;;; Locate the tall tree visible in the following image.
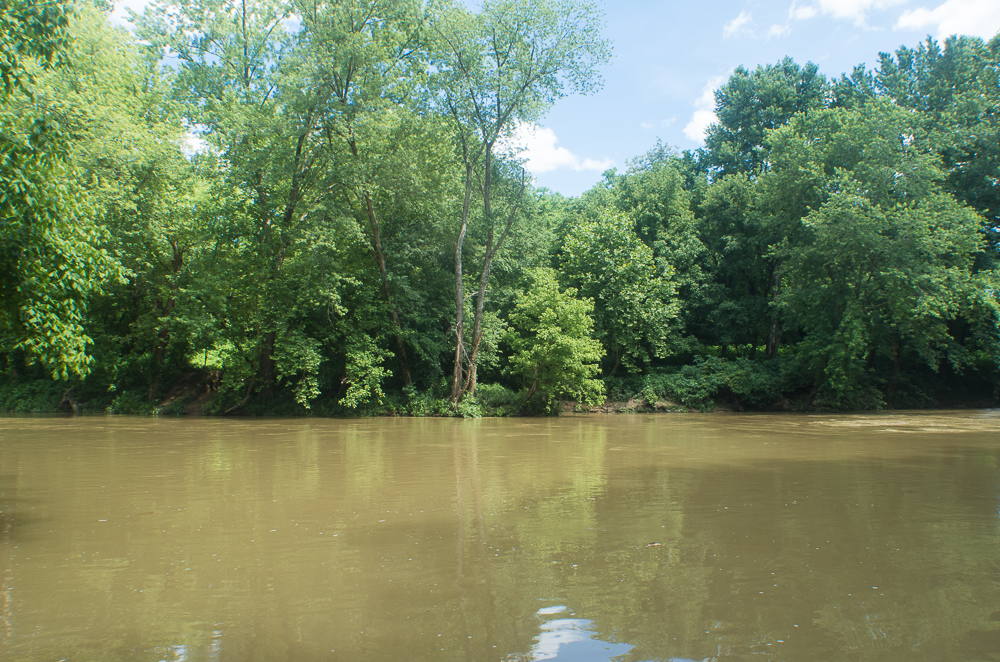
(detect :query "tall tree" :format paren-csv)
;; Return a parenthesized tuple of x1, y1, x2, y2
(136, 0, 351, 406)
(561, 211, 679, 376)
(297, 0, 456, 388)
(703, 57, 828, 177)
(1, 0, 122, 380)
(767, 102, 996, 407)
(430, 0, 610, 402)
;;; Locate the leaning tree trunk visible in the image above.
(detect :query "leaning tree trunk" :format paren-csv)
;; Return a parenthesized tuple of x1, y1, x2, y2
(460, 165, 527, 398)
(451, 163, 474, 402)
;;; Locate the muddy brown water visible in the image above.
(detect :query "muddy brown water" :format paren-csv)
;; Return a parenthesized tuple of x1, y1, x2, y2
(1, 412, 999, 661)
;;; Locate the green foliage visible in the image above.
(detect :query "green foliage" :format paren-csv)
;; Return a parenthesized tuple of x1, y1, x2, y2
(432, 0, 612, 128)
(561, 211, 679, 374)
(696, 172, 773, 351)
(580, 149, 711, 346)
(470, 382, 520, 416)
(0, 0, 123, 380)
(105, 389, 158, 415)
(0, 377, 67, 412)
(505, 268, 604, 413)
(0, 0, 73, 96)
(1, 5, 997, 415)
(274, 329, 322, 409)
(402, 382, 522, 417)
(704, 57, 828, 176)
(766, 102, 994, 407)
(389, 379, 518, 418)
(397, 384, 456, 417)
(611, 357, 794, 411)
(340, 334, 393, 410)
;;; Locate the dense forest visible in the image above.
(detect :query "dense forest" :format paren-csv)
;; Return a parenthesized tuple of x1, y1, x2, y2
(2, 0, 998, 415)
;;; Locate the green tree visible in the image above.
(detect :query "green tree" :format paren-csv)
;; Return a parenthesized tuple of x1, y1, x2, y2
(703, 57, 828, 177)
(1, 0, 122, 380)
(505, 268, 604, 412)
(136, 0, 381, 409)
(35, 1, 210, 398)
(561, 212, 679, 375)
(577, 149, 709, 354)
(835, 35, 1000, 252)
(767, 103, 996, 407)
(697, 172, 773, 357)
(431, 0, 611, 402)
(0, 0, 73, 96)
(298, 0, 454, 388)
(876, 35, 1000, 253)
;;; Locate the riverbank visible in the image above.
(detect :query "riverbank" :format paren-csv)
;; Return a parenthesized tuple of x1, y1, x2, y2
(2, 368, 995, 417)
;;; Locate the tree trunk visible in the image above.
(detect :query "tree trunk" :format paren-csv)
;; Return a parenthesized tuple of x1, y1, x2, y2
(460, 169, 526, 398)
(886, 332, 901, 406)
(605, 349, 622, 378)
(766, 323, 782, 360)
(149, 239, 185, 400)
(258, 330, 277, 401)
(766, 259, 782, 359)
(364, 192, 412, 386)
(451, 163, 474, 402)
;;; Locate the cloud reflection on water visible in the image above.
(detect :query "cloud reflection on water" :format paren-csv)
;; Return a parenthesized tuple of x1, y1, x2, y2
(524, 605, 632, 661)
(522, 605, 714, 662)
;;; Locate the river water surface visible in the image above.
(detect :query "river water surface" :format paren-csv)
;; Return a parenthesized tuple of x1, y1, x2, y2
(2, 412, 1000, 661)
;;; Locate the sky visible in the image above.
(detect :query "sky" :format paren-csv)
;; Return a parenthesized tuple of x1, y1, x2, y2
(110, 0, 1000, 197)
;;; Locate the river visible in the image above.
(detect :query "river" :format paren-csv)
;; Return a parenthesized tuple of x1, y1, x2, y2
(1, 412, 999, 661)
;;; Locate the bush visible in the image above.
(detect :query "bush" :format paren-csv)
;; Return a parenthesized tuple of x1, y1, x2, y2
(105, 390, 157, 415)
(392, 382, 453, 417)
(0, 379, 68, 413)
(472, 383, 520, 416)
(505, 268, 605, 411)
(611, 357, 796, 411)
(383, 382, 521, 418)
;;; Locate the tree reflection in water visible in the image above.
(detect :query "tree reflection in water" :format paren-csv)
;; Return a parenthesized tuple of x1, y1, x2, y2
(4, 416, 1000, 661)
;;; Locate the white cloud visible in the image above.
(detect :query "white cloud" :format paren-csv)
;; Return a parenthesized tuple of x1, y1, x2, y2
(789, 1, 818, 20)
(790, 0, 907, 26)
(110, 0, 151, 26)
(530, 619, 593, 661)
(896, 0, 1000, 39)
(683, 75, 728, 143)
(724, 10, 753, 38)
(500, 122, 613, 174)
(768, 23, 792, 38)
(683, 110, 718, 142)
(640, 118, 677, 130)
